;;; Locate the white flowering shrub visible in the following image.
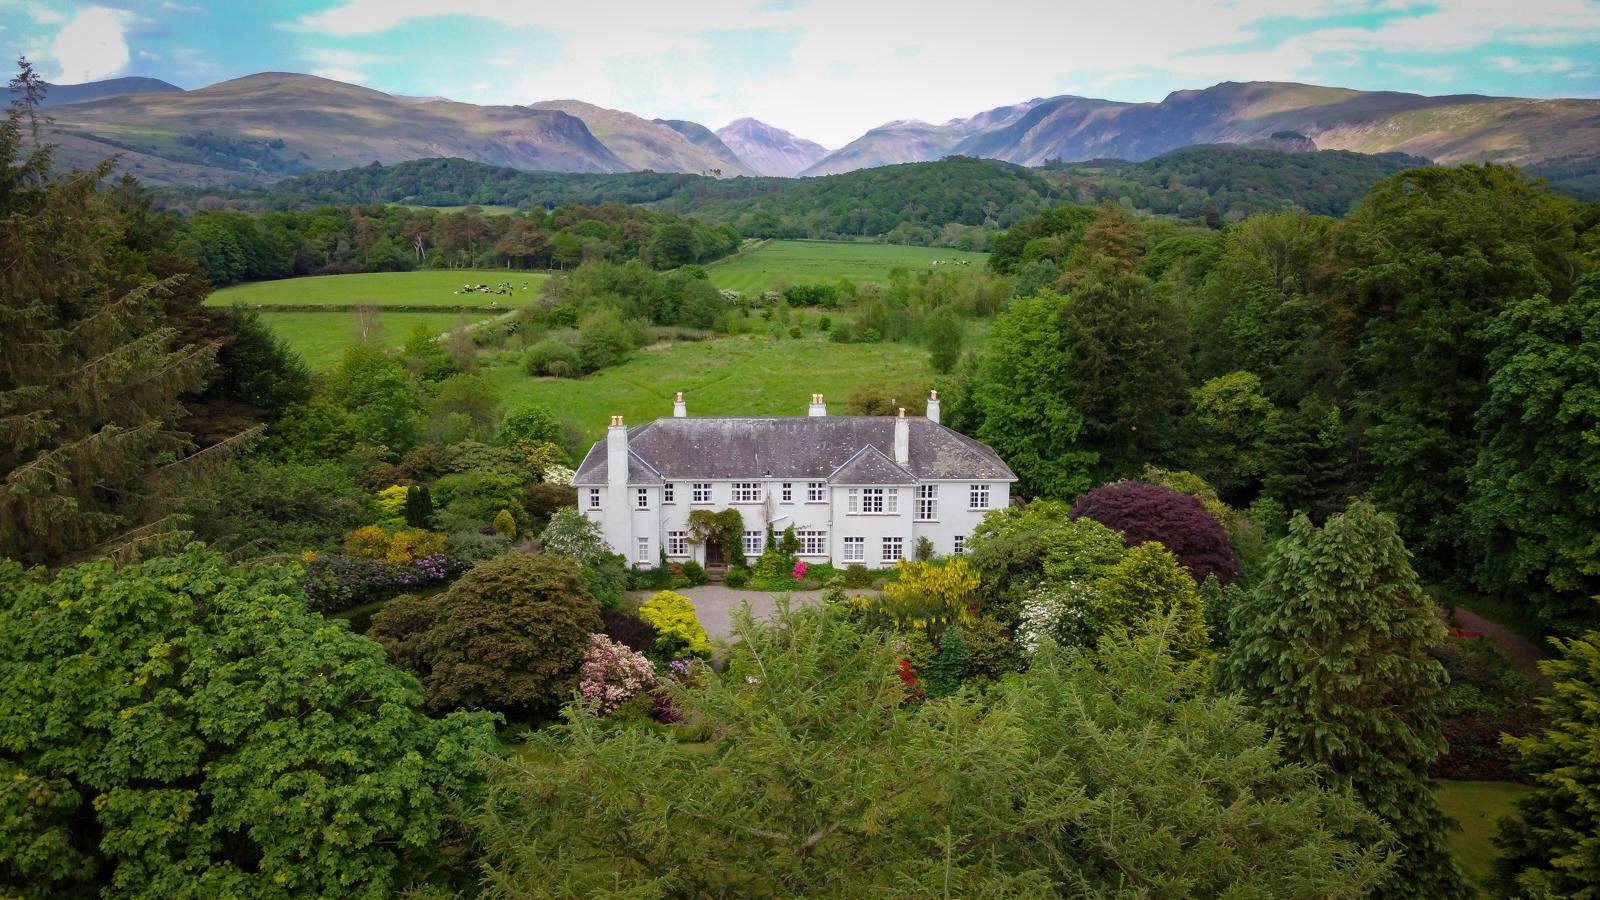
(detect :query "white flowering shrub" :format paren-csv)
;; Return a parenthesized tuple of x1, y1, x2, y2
(1016, 581, 1098, 655)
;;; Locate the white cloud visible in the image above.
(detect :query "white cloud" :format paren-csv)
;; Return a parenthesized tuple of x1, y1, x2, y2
(47, 6, 131, 84)
(1489, 55, 1573, 75)
(303, 47, 389, 85)
(289, 0, 1600, 146)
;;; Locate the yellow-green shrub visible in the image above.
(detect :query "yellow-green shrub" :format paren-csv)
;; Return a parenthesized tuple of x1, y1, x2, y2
(639, 590, 712, 658)
(874, 558, 980, 630)
(375, 484, 410, 518)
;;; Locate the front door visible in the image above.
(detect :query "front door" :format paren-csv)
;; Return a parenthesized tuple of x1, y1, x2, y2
(704, 538, 726, 570)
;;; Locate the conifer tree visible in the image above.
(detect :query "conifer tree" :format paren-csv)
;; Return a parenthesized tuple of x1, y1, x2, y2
(1224, 500, 1468, 899)
(0, 61, 222, 565)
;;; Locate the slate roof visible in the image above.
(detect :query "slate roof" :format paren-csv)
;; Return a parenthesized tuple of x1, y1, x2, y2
(573, 416, 1016, 485)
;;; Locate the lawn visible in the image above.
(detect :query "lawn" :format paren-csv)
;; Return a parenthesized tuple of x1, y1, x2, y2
(208, 269, 549, 309)
(1435, 779, 1531, 895)
(707, 240, 988, 295)
(261, 309, 495, 370)
(482, 334, 940, 445)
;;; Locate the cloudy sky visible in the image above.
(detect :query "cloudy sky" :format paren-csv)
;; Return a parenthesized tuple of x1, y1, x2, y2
(3, 0, 1598, 146)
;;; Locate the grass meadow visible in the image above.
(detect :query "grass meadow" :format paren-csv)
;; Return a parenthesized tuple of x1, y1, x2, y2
(208, 269, 548, 309)
(483, 334, 940, 445)
(707, 240, 987, 295)
(1435, 779, 1532, 894)
(262, 310, 491, 370)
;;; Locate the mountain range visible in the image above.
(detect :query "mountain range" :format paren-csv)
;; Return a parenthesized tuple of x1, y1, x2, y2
(32, 72, 1600, 187)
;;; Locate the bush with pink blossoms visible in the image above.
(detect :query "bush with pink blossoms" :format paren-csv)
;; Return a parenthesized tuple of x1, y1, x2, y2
(578, 633, 656, 716)
(793, 561, 807, 581)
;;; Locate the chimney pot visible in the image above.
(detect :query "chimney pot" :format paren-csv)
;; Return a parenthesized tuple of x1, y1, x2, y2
(898, 407, 906, 418)
(926, 389, 942, 426)
(808, 393, 827, 417)
(672, 392, 687, 418)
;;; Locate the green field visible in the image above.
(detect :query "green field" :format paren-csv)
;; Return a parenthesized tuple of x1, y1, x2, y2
(483, 334, 939, 445)
(1436, 779, 1531, 894)
(209, 269, 549, 309)
(707, 240, 988, 295)
(263, 310, 493, 370)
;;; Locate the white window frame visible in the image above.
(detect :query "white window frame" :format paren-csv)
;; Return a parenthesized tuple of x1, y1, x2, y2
(882, 536, 904, 563)
(636, 537, 651, 563)
(692, 482, 712, 504)
(743, 530, 764, 556)
(797, 530, 827, 556)
(732, 482, 763, 503)
(781, 482, 793, 502)
(588, 488, 601, 509)
(842, 536, 865, 562)
(915, 484, 938, 521)
(636, 487, 649, 510)
(953, 535, 966, 555)
(807, 482, 826, 502)
(969, 483, 990, 510)
(667, 531, 688, 557)
(663, 482, 675, 503)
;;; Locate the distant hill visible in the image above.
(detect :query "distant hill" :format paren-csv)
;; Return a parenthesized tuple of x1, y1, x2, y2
(806, 81, 1600, 174)
(44, 71, 1599, 190)
(1044, 144, 1434, 219)
(715, 119, 828, 177)
(37, 76, 184, 106)
(524, 99, 750, 175)
(161, 143, 1554, 245)
(44, 73, 629, 186)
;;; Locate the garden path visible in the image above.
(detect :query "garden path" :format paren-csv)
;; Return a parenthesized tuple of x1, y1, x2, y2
(626, 586, 848, 640)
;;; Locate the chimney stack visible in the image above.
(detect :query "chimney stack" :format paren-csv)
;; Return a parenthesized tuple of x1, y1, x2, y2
(926, 389, 941, 426)
(673, 391, 687, 418)
(808, 393, 827, 417)
(894, 407, 909, 466)
(606, 416, 628, 485)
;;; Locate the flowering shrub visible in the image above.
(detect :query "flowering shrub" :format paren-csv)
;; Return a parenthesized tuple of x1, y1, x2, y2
(874, 558, 980, 630)
(1016, 582, 1098, 654)
(639, 590, 712, 658)
(301, 553, 467, 614)
(343, 526, 448, 566)
(542, 464, 575, 486)
(577, 633, 657, 716)
(793, 561, 808, 581)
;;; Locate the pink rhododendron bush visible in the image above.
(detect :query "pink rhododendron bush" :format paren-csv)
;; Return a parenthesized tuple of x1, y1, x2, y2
(578, 633, 656, 716)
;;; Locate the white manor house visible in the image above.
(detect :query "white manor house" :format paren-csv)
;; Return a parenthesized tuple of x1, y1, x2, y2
(572, 392, 1017, 570)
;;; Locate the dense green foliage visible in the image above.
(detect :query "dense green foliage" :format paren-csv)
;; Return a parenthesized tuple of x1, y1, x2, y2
(0, 546, 497, 897)
(1044, 144, 1430, 220)
(1224, 501, 1467, 899)
(369, 553, 602, 715)
(478, 605, 1388, 896)
(0, 69, 228, 565)
(1465, 272, 1600, 630)
(1495, 630, 1600, 897)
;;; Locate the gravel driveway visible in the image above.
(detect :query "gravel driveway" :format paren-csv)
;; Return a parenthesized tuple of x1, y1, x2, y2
(626, 585, 836, 640)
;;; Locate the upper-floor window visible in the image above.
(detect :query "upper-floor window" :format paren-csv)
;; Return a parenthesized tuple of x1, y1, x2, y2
(588, 488, 601, 509)
(797, 530, 828, 556)
(969, 484, 991, 510)
(636, 487, 649, 509)
(848, 487, 895, 514)
(732, 482, 763, 503)
(781, 482, 793, 502)
(663, 483, 675, 503)
(692, 483, 712, 503)
(807, 482, 826, 502)
(915, 484, 938, 521)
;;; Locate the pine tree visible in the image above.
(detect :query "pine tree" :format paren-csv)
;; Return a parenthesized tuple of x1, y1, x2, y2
(924, 624, 970, 697)
(404, 484, 433, 529)
(1, 61, 224, 565)
(1223, 500, 1468, 899)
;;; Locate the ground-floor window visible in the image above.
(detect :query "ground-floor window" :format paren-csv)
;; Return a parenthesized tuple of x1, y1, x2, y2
(588, 488, 601, 509)
(667, 531, 688, 557)
(953, 534, 966, 555)
(743, 530, 764, 556)
(636, 537, 651, 563)
(842, 536, 864, 562)
(797, 530, 827, 555)
(882, 536, 904, 563)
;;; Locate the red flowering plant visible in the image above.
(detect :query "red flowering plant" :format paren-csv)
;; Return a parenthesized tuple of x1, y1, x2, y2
(793, 561, 807, 581)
